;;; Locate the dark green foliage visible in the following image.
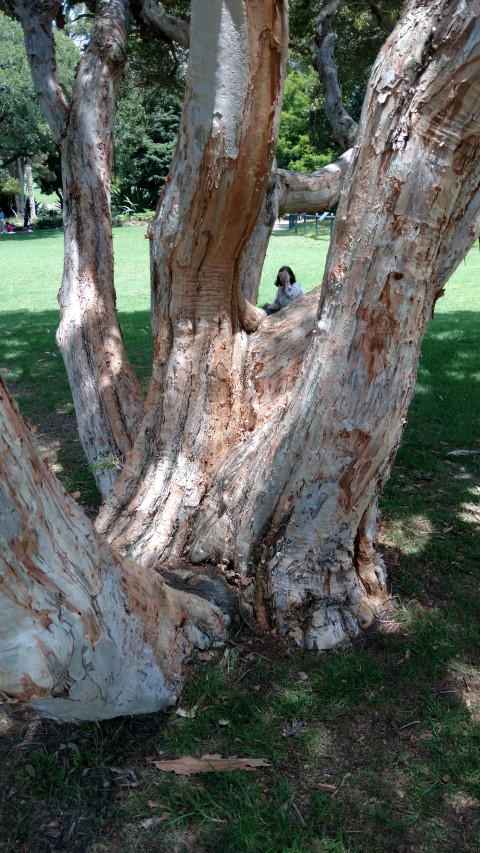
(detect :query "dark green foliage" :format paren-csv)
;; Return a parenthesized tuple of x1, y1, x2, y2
(114, 91, 183, 210)
(0, 12, 79, 170)
(111, 23, 187, 211)
(276, 63, 336, 171)
(284, 0, 403, 158)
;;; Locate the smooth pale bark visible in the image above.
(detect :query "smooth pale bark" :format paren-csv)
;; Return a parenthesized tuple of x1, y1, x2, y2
(97, 0, 288, 561)
(187, 0, 480, 647)
(8, 0, 144, 497)
(0, 378, 226, 720)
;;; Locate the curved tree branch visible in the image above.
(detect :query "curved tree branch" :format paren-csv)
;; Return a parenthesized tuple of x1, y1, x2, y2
(240, 151, 352, 304)
(277, 148, 352, 215)
(312, 0, 358, 150)
(3, 0, 69, 142)
(130, 0, 190, 48)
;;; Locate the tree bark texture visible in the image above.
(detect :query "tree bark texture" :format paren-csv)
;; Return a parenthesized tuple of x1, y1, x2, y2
(97, 0, 289, 560)
(2, 0, 480, 722)
(100, 0, 480, 651)
(57, 0, 145, 495)
(9, 0, 145, 497)
(185, 0, 480, 647)
(0, 378, 227, 720)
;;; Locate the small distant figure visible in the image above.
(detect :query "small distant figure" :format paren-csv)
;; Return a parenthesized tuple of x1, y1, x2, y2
(265, 266, 304, 316)
(0, 209, 5, 233)
(5, 222, 15, 233)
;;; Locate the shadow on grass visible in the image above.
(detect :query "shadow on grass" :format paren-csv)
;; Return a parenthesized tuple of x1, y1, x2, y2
(0, 227, 64, 240)
(0, 308, 153, 508)
(0, 307, 478, 851)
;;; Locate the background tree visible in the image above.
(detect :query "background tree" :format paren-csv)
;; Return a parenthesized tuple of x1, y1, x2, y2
(288, 0, 401, 154)
(276, 63, 335, 172)
(0, 12, 79, 210)
(113, 29, 185, 210)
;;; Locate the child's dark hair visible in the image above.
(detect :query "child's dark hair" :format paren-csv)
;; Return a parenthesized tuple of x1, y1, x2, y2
(275, 265, 296, 287)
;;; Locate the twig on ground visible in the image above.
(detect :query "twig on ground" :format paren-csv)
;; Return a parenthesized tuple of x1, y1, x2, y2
(290, 800, 307, 828)
(399, 720, 421, 730)
(283, 720, 307, 738)
(333, 772, 351, 797)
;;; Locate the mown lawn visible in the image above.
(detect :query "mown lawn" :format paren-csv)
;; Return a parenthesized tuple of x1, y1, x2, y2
(0, 225, 479, 853)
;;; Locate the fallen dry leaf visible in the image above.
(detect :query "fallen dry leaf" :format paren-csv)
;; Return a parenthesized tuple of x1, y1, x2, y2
(176, 705, 197, 719)
(148, 754, 270, 775)
(139, 815, 171, 829)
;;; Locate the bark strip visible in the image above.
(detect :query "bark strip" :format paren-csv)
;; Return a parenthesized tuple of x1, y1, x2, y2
(0, 378, 226, 721)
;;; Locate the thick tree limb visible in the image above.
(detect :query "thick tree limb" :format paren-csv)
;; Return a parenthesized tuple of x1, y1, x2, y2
(131, 0, 190, 47)
(6, 0, 145, 496)
(312, 0, 358, 150)
(277, 149, 353, 216)
(2, 0, 69, 142)
(0, 378, 227, 720)
(97, 0, 288, 560)
(55, 0, 145, 496)
(189, 0, 480, 648)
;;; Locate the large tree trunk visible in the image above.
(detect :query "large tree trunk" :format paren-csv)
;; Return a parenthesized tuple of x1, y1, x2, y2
(97, 0, 288, 558)
(0, 378, 226, 720)
(2, 0, 480, 722)
(102, 0, 480, 647)
(187, 0, 480, 647)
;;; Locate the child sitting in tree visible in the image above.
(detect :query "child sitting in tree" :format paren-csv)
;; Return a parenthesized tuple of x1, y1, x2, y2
(265, 266, 304, 315)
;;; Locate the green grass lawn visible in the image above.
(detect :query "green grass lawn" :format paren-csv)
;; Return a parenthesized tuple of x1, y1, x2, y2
(0, 226, 479, 853)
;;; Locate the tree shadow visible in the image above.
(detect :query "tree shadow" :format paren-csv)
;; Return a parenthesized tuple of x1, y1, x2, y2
(0, 227, 64, 241)
(0, 307, 153, 509)
(0, 306, 478, 851)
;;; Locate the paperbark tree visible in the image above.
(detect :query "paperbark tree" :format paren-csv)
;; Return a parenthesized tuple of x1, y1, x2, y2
(0, 0, 146, 497)
(1, 0, 480, 719)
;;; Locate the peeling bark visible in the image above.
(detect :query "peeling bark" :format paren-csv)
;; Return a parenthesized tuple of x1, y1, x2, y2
(187, 0, 480, 648)
(0, 378, 227, 720)
(57, 0, 145, 496)
(97, 0, 288, 561)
